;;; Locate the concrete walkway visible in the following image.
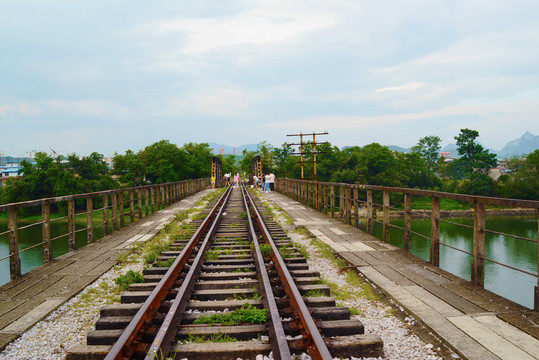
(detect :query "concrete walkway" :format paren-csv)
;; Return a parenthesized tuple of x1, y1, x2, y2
(0, 189, 212, 351)
(261, 191, 539, 360)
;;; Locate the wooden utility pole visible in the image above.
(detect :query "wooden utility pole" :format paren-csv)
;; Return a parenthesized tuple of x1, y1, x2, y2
(287, 131, 328, 181)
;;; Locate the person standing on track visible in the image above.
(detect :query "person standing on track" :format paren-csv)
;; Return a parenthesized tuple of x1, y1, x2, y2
(268, 172, 275, 193)
(233, 172, 239, 188)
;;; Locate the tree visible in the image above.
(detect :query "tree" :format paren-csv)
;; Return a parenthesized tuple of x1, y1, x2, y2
(412, 135, 441, 186)
(455, 129, 497, 176)
(497, 150, 539, 199)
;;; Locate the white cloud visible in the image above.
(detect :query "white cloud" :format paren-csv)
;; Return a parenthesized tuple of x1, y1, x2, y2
(41, 100, 134, 118)
(0, 103, 42, 116)
(147, 1, 339, 54)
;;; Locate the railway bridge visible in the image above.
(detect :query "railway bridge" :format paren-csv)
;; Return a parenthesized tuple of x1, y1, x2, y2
(0, 163, 537, 359)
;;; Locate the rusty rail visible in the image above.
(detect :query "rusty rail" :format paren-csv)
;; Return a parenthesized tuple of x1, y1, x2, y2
(241, 184, 291, 360)
(106, 185, 232, 360)
(245, 185, 333, 359)
(276, 178, 539, 310)
(0, 178, 209, 282)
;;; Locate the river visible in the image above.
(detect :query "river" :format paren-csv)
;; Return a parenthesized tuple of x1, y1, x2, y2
(360, 216, 537, 309)
(0, 215, 537, 308)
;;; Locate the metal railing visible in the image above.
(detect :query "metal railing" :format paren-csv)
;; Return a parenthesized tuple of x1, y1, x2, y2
(276, 178, 539, 310)
(0, 178, 209, 282)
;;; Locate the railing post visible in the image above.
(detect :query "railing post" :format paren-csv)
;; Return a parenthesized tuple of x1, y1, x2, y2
(345, 186, 352, 225)
(340, 186, 345, 221)
(68, 199, 76, 251)
(430, 196, 440, 266)
(382, 191, 390, 242)
(151, 187, 156, 214)
(137, 189, 143, 219)
(7, 207, 21, 279)
(472, 202, 486, 287)
(87, 197, 94, 243)
(330, 186, 335, 218)
(111, 192, 118, 232)
(403, 193, 412, 251)
(103, 194, 109, 236)
(323, 185, 328, 215)
(130, 190, 135, 223)
(42, 201, 52, 263)
(353, 187, 359, 228)
(119, 192, 125, 228)
(536, 209, 539, 311)
(161, 185, 165, 208)
(145, 189, 149, 217)
(366, 190, 373, 234)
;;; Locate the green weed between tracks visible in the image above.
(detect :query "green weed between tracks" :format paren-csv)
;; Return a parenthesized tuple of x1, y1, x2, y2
(193, 303, 269, 326)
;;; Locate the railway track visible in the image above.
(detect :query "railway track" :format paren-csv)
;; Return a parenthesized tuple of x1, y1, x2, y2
(68, 185, 383, 360)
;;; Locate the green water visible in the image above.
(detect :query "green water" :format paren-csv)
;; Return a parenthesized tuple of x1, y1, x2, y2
(359, 216, 538, 309)
(0, 219, 107, 286)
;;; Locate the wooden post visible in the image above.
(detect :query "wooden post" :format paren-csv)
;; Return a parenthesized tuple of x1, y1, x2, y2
(145, 189, 149, 217)
(382, 191, 390, 242)
(472, 202, 486, 287)
(330, 186, 335, 218)
(137, 189, 143, 219)
(119, 192, 125, 228)
(42, 202, 52, 263)
(345, 186, 352, 225)
(103, 194, 109, 236)
(111, 192, 118, 232)
(87, 197, 94, 243)
(7, 207, 21, 279)
(68, 199, 76, 251)
(339, 186, 344, 221)
(403, 193, 412, 252)
(323, 185, 328, 215)
(128, 190, 134, 222)
(353, 187, 359, 228)
(430, 196, 440, 266)
(366, 190, 373, 234)
(151, 187, 156, 214)
(161, 185, 165, 208)
(536, 209, 539, 311)
(156, 186, 161, 210)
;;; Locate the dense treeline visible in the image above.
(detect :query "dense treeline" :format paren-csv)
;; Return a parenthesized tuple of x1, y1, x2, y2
(1, 130, 538, 206)
(0, 141, 216, 205)
(241, 129, 539, 201)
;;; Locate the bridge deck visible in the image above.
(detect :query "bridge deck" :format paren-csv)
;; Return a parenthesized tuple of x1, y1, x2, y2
(261, 191, 539, 360)
(0, 189, 212, 351)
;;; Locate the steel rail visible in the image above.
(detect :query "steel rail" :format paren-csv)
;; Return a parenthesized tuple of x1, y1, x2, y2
(144, 186, 232, 360)
(105, 186, 232, 360)
(244, 188, 333, 360)
(240, 184, 291, 360)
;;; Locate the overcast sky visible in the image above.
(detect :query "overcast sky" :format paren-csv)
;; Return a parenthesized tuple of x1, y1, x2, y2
(1, 0, 539, 156)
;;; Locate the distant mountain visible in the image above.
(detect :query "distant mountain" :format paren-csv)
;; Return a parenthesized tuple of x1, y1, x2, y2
(342, 131, 539, 159)
(497, 131, 539, 158)
(207, 142, 258, 155)
(387, 145, 412, 153)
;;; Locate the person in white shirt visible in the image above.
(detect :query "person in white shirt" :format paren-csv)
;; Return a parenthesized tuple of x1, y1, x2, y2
(268, 172, 275, 192)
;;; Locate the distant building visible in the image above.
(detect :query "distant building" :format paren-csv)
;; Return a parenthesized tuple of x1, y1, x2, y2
(439, 151, 453, 162)
(489, 159, 509, 180)
(0, 164, 23, 187)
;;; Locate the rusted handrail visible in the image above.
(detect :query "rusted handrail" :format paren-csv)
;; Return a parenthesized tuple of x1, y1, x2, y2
(0, 178, 210, 282)
(276, 178, 539, 310)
